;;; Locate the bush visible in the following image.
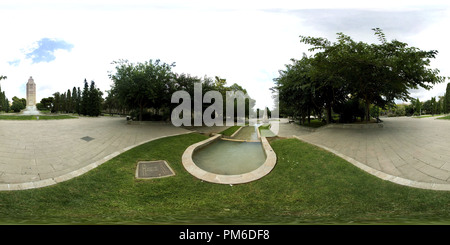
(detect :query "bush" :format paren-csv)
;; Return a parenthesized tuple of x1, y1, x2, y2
(11, 100, 25, 112)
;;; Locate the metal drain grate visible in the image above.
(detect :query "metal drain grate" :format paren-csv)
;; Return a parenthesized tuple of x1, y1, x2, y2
(136, 160, 175, 179)
(81, 136, 94, 142)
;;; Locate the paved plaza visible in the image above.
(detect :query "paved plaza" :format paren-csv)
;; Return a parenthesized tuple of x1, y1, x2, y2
(1, 115, 450, 190)
(0, 117, 190, 190)
(282, 116, 450, 190)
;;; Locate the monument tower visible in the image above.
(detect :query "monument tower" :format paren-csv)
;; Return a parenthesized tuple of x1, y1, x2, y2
(26, 76, 36, 106)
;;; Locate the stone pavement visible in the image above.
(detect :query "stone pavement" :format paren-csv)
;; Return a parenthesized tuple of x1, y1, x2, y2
(284, 116, 450, 190)
(0, 117, 191, 190)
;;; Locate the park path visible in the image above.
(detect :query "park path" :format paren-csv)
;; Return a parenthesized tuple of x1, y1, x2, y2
(0, 117, 191, 190)
(281, 116, 450, 190)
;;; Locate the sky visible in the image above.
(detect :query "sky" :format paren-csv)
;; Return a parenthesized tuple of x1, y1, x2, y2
(0, 0, 449, 110)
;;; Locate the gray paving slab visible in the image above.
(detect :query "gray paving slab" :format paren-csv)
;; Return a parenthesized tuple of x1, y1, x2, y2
(0, 117, 191, 189)
(290, 116, 450, 190)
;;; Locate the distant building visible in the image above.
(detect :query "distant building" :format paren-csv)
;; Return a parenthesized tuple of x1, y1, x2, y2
(26, 76, 36, 106)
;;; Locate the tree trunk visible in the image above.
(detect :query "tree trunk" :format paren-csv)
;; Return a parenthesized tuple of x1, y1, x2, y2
(326, 103, 332, 124)
(139, 102, 144, 121)
(365, 100, 370, 122)
(307, 107, 311, 124)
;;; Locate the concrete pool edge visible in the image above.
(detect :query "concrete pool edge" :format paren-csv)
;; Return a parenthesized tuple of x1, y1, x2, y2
(182, 134, 277, 184)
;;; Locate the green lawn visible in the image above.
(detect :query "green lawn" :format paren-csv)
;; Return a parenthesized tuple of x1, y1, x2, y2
(0, 115, 77, 120)
(413, 115, 439, 118)
(1, 133, 450, 224)
(437, 115, 450, 120)
(219, 125, 241, 136)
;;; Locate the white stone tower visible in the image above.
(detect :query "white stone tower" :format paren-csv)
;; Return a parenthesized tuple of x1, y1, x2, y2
(26, 76, 36, 106)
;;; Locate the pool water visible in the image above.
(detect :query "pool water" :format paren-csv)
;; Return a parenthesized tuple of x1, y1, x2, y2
(193, 140, 265, 175)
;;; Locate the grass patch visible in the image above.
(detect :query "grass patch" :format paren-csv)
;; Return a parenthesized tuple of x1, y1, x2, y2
(258, 124, 271, 131)
(437, 115, 450, 120)
(0, 115, 77, 120)
(219, 126, 241, 136)
(413, 115, 435, 118)
(2, 134, 450, 224)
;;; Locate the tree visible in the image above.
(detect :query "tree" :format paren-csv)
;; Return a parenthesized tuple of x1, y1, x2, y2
(444, 83, 450, 114)
(66, 89, 72, 113)
(0, 86, 6, 112)
(414, 98, 422, 116)
(11, 96, 25, 112)
(226, 82, 255, 120)
(437, 96, 444, 115)
(52, 92, 60, 113)
(431, 97, 437, 116)
(4, 97, 9, 112)
(72, 87, 77, 113)
(404, 104, 414, 116)
(81, 79, 89, 116)
(20, 98, 26, 108)
(273, 55, 324, 123)
(299, 28, 445, 122)
(171, 73, 202, 119)
(422, 99, 434, 115)
(104, 89, 121, 115)
(61, 92, 66, 113)
(88, 80, 102, 116)
(76, 87, 81, 115)
(109, 59, 176, 121)
(0, 85, 9, 113)
(38, 97, 54, 111)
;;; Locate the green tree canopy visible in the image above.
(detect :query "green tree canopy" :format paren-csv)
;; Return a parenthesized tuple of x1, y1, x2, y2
(11, 96, 26, 112)
(275, 28, 445, 123)
(444, 83, 450, 114)
(109, 59, 176, 121)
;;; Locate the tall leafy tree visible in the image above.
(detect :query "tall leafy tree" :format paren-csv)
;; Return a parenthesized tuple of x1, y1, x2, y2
(11, 96, 26, 112)
(273, 55, 325, 124)
(52, 92, 60, 113)
(414, 98, 422, 116)
(72, 87, 77, 113)
(61, 92, 66, 113)
(0, 85, 5, 112)
(109, 59, 176, 121)
(76, 87, 81, 115)
(0, 75, 10, 112)
(81, 79, 89, 116)
(66, 89, 72, 113)
(88, 80, 102, 116)
(39, 97, 54, 111)
(298, 28, 445, 122)
(444, 83, 450, 114)
(431, 97, 437, 116)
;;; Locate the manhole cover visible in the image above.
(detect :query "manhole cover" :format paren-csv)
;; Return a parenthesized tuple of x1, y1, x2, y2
(135, 160, 175, 179)
(81, 136, 94, 142)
